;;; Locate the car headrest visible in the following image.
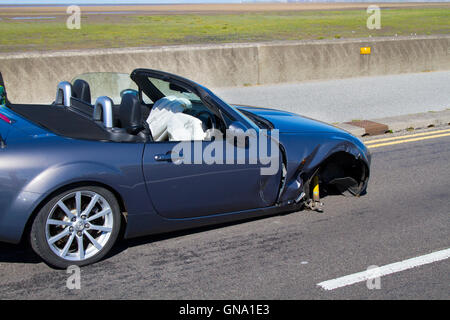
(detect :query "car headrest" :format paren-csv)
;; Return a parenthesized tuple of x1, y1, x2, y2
(72, 79, 91, 104)
(120, 93, 144, 135)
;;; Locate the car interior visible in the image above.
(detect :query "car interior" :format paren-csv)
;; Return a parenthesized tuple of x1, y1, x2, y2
(8, 71, 228, 143)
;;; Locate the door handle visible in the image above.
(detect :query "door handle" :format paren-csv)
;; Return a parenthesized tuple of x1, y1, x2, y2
(154, 153, 184, 162)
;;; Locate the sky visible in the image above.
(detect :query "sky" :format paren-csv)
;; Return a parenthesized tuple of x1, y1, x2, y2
(0, 0, 447, 5)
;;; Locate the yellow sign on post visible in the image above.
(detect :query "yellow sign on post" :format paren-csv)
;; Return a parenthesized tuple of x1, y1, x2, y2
(360, 47, 371, 55)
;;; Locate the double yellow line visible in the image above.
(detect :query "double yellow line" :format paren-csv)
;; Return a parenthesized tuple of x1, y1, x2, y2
(365, 128, 450, 149)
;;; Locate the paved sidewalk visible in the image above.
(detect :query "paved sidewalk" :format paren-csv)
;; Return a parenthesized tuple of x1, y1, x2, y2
(336, 109, 450, 137)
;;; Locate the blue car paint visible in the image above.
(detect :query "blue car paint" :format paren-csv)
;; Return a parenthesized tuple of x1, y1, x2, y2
(0, 72, 370, 244)
(0, 133, 151, 243)
(236, 105, 348, 134)
(142, 140, 282, 220)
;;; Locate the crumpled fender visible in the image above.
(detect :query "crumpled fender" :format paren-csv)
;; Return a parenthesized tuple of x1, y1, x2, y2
(278, 132, 370, 203)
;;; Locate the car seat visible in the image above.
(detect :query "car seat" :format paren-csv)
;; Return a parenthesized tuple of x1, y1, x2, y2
(120, 93, 145, 135)
(72, 79, 92, 105)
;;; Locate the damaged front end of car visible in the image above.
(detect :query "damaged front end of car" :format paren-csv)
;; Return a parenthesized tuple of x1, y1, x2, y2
(275, 131, 370, 212)
(234, 105, 371, 212)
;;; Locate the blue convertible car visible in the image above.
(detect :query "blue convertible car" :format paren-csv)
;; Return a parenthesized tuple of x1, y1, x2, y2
(0, 69, 370, 268)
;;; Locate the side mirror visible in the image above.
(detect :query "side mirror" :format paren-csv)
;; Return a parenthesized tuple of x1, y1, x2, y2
(228, 121, 247, 133)
(227, 121, 250, 148)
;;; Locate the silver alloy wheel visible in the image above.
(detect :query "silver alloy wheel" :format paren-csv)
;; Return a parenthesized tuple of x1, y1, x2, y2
(45, 190, 114, 261)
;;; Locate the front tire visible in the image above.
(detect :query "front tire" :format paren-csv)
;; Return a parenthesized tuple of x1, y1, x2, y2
(30, 186, 121, 269)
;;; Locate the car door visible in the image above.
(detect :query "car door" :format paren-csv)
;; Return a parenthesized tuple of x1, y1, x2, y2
(135, 69, 281, 219)
(142, 138, 273, 219)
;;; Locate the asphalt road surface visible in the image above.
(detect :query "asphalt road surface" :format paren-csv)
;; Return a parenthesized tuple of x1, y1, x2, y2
(0, 128, 449, 299)
(214, 71, 450, 123)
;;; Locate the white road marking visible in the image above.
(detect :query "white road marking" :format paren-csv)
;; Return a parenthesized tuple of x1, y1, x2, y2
(317, 248, 450, 291)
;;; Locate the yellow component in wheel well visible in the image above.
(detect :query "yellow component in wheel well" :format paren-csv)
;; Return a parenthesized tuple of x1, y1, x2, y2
(312, 175, 320, 201)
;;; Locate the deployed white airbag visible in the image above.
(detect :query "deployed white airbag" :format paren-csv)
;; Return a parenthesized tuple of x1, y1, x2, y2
(147, 96, 191, 141)
(146, 96, 205, 141)
(167, 113, 206, 141)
